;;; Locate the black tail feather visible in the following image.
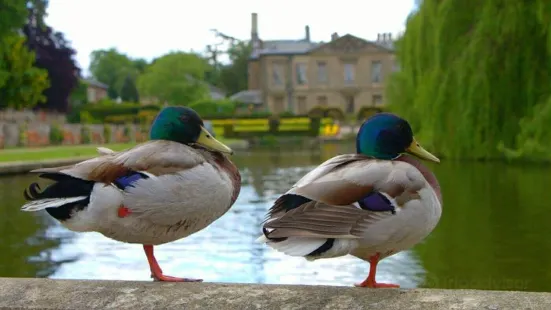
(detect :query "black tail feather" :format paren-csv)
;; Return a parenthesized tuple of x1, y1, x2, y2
(306, 238, 336, 258)
(23, 173, 96, 221)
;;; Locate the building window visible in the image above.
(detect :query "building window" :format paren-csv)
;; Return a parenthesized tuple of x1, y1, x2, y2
(317, 95, 328, 106)
(371, 60, 382, 83)
(344, 63, 355, 84)
(295, 63, 307, 85)
(297, 96, 307, 114)
(272, 63, 284, 86)
(273, 96, 284, 113)
(372, 94, 383, 106)
(316, 61, 327, 83)
(346, 95, 355, 113)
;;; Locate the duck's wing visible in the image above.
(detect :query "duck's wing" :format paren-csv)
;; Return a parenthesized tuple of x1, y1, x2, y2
(30, 140, 207, 183)
(264, 155, 429, 240)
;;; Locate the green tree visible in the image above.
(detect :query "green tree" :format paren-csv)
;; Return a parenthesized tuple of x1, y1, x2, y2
(137, 52, 209, 105)
(89, 48, 137, 99)
(120, 74, 139, 102)
(218, 41, 251, 95)
(0, 0, 50, 110)
(0, 1, 28, 37)
(386, 0, 551, 161)
(0, 35, 50, 109)
(132, 58, 148, 74)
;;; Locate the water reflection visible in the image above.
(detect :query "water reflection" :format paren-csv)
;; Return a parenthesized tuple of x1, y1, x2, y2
(2, 142, 551, 291)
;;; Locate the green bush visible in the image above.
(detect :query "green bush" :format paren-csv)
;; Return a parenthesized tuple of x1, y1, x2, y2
(103, 124, 112, 143)
(80, 125, 91, 144)
(278, 111, 295, 117)
(18, 122, 28, 147)
(69, 99, 162, 124)
(357, 107, 384, 121)
(124, 123, 133, 142)
(308, 106, 326, 118)
(188, 98, 237, 118)
(49, 123, 64, 145)
(268, 115, 280, 134)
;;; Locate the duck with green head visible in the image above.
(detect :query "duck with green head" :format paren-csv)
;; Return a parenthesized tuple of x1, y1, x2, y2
(20, 106, 241, 282)
(258, 112, 442, 288)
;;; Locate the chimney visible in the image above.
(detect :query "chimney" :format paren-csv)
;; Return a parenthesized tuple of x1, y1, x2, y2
(305, 25, 310, 42)
(377, 33, 381, 41)
(251, 13, 258, 40)
(331, 32, 339, 41)
(387, 32, 392, 41)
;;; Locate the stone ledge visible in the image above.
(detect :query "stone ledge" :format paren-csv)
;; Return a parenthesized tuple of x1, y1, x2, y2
(0, 140, 249, 176)
(0, 278, 550, 310)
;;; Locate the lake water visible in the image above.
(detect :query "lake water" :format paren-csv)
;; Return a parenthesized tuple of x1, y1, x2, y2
(1, 142, 551, 291)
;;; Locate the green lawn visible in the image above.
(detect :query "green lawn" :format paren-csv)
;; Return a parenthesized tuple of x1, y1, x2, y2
(0, 138, 240, 163)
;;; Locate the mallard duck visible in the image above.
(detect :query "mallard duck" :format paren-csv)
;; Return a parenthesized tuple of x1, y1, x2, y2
(257, 112, 442, 288)
(20, 106, 241, 282)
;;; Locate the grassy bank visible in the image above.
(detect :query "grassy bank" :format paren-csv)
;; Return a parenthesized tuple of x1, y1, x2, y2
(0, 138, 241, 163)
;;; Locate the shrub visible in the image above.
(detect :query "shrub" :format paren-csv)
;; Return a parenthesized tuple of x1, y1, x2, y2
(188, 98, 237, 118)
(124, 123, 133, 142)
(279, 111, 295, 117)
(308, 106, 326, 118)
(357, 107, 384, 121)
(103, 124, 112, 143)
(49, 123, 64, 145)
(18, 122, 28, 147)
(73, 99, 161, 124)
(80, 125, 91, 144)
(268, 115, 280, 134)
(324, 107, 345, 120)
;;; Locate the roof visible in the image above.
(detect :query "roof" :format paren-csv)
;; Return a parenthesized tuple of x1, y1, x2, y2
(249, 34, 395, 60)
(207, 84, 226, 97)
(250, 40, 321, 59)
(230, 90, 263, 105)
(84, 79, 108, 89)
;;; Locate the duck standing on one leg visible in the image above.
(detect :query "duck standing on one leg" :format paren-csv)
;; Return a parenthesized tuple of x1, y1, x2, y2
(20, 106, 241, 282)
(257, 113, 442, 288)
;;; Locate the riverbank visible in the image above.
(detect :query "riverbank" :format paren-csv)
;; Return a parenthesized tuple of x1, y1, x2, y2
(0, 278, 550, 309)
(0, 139, 249, 175)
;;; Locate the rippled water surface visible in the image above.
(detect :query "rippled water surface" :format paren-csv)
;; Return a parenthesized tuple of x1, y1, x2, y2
(2, 142, 551, 291)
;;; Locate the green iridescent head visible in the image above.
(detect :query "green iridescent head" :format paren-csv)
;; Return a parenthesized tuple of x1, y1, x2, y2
(149, 106, 233, 154)
(356, 112, 439, 162)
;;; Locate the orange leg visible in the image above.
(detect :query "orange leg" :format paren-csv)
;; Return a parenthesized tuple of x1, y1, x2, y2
(354, 253, 400, 288)
(143, 245, 203, 282)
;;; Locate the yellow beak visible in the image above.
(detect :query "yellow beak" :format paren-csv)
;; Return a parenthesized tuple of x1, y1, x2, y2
(405, 138, 440, 163)
(196, 126, 233, 155)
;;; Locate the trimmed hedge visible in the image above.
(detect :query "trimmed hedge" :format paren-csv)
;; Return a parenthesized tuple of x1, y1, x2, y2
(357, 107, 385, 121)
(188, 98, 237, 118)
(68, 99, 161, 124)
(211, 116, 330, 138)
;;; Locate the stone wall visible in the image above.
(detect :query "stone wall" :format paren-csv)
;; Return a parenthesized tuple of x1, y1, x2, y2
(0, 122, 149, 148)
(1, 278, 551, 310)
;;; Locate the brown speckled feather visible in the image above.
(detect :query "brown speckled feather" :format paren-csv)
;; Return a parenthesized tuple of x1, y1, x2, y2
(264, 154, 439, 240)
(30, 140, 207, 183)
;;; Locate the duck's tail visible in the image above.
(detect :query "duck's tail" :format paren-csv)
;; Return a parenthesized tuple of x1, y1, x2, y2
(22, 173, 95, 221)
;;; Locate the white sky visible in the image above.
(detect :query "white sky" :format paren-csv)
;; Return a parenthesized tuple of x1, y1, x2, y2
(45, 0, 415, 75)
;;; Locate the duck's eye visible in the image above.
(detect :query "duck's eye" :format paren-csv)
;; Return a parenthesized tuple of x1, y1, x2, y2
(179, 115, 189, 122)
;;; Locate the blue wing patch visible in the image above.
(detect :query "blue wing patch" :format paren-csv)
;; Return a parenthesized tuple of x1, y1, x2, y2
(358, 192, 396, 214)
(113, 172, 150, 190)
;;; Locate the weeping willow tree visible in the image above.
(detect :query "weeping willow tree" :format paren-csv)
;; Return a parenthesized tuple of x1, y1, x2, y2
(387, 1, 551, 161)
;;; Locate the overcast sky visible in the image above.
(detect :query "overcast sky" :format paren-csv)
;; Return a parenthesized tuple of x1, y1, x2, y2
(45, 0, 415, 75)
